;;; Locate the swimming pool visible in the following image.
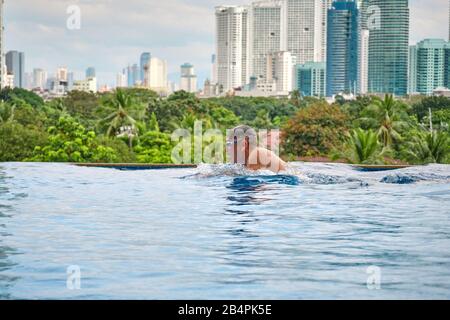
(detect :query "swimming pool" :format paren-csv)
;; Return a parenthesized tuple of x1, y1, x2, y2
(0, 162, 449, 299)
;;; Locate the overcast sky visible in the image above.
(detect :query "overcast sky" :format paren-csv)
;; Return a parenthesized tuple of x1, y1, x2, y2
(4, 0, 449, 87)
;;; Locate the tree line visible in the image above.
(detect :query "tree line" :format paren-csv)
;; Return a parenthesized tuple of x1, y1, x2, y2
(0, 87, 449, 165)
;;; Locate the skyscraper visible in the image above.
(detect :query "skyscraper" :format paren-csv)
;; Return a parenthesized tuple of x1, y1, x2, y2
(86, 67, 96, 78)
(67, 72, 74, 91)
(408, 45, 418, 94)
(215, 5, 249, 91)
(265, 51, 295, 92)
(116, 69, 127, 88)
(0, 0, 4, 89)
(127, 64, 139, 87)
(284, 0, 332, 64)
(140, 52, 151, 82)
(295, 61, 326, 97)
(33, 68, 47, 90)
(249, 0, 284, 81)
(326, 1, 359, 97)
(410, 39, 450, 96)
(215, 1, 334, 93)
(148, 58, 168, 93)
(359, 29, 369, 94)
(180, 63, 198, 93)
(6, 51, 25, 88)
(367, 0, 409, 96)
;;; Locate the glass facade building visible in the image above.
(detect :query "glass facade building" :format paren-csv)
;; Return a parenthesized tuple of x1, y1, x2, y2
(295, 61, 326, 97)
(326, 1, 359, 97)
(86, 67, 96, 78)
(5, 51, 25, 89)
(409, 39, 450, 96)
(140, 52, 151, 83)
(367, 0, 409, 96)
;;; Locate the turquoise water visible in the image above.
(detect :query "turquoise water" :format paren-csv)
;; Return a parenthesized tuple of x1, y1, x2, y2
(0, 162, 450, 299)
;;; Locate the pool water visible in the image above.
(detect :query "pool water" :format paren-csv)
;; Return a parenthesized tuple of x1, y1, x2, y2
(0, 162, 449, 299)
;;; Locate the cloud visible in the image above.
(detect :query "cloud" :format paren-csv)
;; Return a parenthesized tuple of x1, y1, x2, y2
(4, 0, 449, 86)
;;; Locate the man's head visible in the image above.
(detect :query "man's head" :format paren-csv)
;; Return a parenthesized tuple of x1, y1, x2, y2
(227, 125, 257, 164)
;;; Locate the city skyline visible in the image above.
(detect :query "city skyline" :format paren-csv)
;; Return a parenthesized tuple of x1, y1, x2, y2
(3, 0, 449, 87)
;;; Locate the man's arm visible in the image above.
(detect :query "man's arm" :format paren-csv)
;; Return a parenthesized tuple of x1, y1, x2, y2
(257, 148, 287, 173)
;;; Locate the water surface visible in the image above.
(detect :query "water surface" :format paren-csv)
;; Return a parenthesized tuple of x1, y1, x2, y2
(0, 162, 449, 299)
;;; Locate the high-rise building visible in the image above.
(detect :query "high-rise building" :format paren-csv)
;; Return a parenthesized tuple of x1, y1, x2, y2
(214, 1, 333, 92)
(148, 57, 168, 93)
(215, 5, 249, 91)
(295, 62, 326, 97)
(249, 0, 284, 81)
(409, 39, 450, 96)
(408, 45, 418, 94)
(33, 68, 47, 90)
(56, 67, 68, 83)
(367, 0, 409, 96)
(180, 63, 198, 93)
(127, 64, 139, 87)
(140, 52, 151, 82)
(67, 72, 74, 91)
(359, 29, 369, 94)
(132, 64, 139, 86)
(116, 69, 127, 88)
(24, 72, 33, 90)
(86, 67, 96, 78)
(0, 0, 4, 89)
(127, 65, 133, 87)
(4, 73, 13, 88)
(6, 51, 25, 88)
(284, 0, 332, 64)
(326, 1, 359, 97)
(73, 77, 97, 93)
(265, 51, 295, 92)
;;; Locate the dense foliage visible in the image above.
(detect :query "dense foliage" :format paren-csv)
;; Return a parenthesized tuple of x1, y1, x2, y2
(0, 87, 449, 164)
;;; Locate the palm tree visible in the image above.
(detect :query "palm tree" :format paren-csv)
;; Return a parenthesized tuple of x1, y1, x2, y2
(360, 94, 409, 148)
(347, 128, 381, 164)
(100, 89, 138, 137)
(408, 131, 450, 164)
(0, 102, 15, 124)
(289, 89, 302, 108)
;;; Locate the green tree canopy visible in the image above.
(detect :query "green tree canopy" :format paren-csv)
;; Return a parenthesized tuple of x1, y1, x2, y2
(282, 102, 349, 158)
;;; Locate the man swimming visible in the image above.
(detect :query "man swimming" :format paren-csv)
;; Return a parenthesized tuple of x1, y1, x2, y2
(227, 125, 287, 173)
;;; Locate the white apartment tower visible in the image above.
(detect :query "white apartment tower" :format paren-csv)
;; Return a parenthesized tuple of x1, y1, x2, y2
(180, 63, 198, 93)
(56, 67, 68, 82)
(215, 6, 250, 92)
(33, 68, 47, 90)
(266, 51, 295, 92)
(215, 1, 332, 92)
(147, 57, 168, 94)
(359, 29, 369, 94)
(284, 0, 332, 64)
(249, 1, 285, 81)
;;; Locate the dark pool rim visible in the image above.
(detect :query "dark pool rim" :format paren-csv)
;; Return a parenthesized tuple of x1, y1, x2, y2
(72, 163, 416, 171)
(73, 163, 198, 170)
(351, 164, 414, 172)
